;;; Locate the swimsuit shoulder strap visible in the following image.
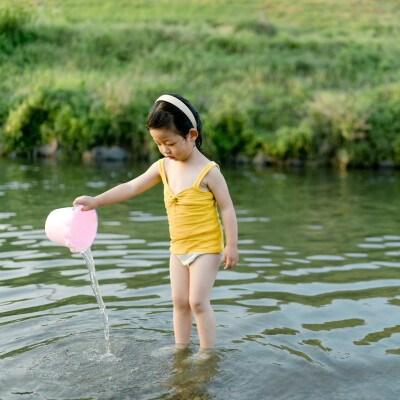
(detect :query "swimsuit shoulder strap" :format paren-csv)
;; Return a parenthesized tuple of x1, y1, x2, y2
(158, 158, 167, 184)
(193, 162, 219, 189)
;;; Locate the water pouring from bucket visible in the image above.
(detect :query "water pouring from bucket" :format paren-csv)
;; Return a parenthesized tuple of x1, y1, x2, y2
(45, 204, 111, 353)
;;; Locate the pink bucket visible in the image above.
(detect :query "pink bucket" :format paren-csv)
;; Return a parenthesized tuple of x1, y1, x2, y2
(45, 204, 98, 253)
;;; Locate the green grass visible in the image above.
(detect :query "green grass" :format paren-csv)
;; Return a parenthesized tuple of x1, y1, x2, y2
(1, 0, 400, 166)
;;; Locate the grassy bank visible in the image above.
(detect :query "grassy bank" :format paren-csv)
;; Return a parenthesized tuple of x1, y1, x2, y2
(1, 0, 400, 167)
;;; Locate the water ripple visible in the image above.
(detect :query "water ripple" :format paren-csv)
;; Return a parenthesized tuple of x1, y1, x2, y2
(1, 162, 400, 399)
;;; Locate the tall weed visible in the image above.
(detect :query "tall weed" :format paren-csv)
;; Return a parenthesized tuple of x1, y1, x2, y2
(206, 100, 254, 161)
(1, 90, 47, 156)
(306, 92, 371, 166)
(0, 1, 35, 48)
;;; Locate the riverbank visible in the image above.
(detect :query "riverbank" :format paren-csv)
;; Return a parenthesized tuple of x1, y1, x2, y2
(1, 0, 400, 168)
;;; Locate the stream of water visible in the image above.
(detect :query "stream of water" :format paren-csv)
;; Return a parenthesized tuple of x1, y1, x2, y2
(81, 247, 111, 354)
(1, 158, 400, 399)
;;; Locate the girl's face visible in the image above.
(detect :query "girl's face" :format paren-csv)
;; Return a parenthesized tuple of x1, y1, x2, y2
(150, 128, 197, 161)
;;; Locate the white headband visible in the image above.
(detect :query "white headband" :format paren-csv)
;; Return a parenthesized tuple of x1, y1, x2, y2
(155, 95, 197, 131)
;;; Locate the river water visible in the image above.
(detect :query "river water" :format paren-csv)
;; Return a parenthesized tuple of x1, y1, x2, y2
(0, 158, 400, 399)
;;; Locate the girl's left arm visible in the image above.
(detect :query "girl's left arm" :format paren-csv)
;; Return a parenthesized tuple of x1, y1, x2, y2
(207, 168, 239, 269)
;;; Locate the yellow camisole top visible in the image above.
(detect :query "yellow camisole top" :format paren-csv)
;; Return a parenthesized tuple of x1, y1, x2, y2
(158, 158, 224, 255)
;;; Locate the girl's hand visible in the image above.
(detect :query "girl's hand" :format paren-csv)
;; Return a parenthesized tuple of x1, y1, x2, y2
(73, 196, 98, 211)
(222, 245, 239, 270)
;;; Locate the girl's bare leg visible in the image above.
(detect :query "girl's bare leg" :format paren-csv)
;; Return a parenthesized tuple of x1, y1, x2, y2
(170, 255, 192, 346)
(188, 254, 220, 350)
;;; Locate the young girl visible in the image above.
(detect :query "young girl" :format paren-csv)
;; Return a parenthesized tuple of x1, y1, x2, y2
(73, 94, 238, 358)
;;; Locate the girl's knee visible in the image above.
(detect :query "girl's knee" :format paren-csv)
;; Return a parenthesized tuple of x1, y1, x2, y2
(172, 295, 190, 311)
(189, 298, 210, 314)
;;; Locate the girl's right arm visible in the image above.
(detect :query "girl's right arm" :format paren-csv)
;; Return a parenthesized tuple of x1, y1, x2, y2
(73, 161, 161, 211)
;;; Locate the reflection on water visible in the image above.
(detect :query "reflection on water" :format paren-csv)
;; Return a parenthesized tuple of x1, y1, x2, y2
(1, 159, 400, 399)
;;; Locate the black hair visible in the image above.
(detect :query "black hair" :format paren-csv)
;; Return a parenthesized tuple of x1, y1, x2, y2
(146, 93, 202, 150)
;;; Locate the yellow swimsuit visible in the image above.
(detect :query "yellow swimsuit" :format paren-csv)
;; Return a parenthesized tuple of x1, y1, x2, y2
(158, 158, 224, 255)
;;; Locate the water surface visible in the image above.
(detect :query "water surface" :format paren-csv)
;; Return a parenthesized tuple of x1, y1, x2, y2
(1, 158, 400, 399)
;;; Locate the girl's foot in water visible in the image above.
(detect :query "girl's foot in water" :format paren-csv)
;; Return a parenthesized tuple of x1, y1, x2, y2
(173, 343, 191, 359)
(183, 348, 219, 364)
(197, 348, 215, 360)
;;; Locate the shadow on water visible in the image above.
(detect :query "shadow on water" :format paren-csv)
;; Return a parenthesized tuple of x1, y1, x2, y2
(1, 158, 400, 399)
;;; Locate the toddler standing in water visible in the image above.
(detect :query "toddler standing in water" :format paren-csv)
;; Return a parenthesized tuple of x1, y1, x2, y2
(74, 94, 238, 359)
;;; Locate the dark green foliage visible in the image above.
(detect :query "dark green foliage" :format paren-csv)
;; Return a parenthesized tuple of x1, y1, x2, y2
(270, 122, 315, 161)
(366, 86, 400, 162)
(1, 90, 48, 156)
(0, 87, 151, 159)
(236, 19, 278, 37)
(1, 89, 89, 156)
(206, 101, 254, 161)
(0, 2, 30, 35)
(0, 2, 36, 50)
(0, 0, 400, 167)
(88, 98, 151, 159)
